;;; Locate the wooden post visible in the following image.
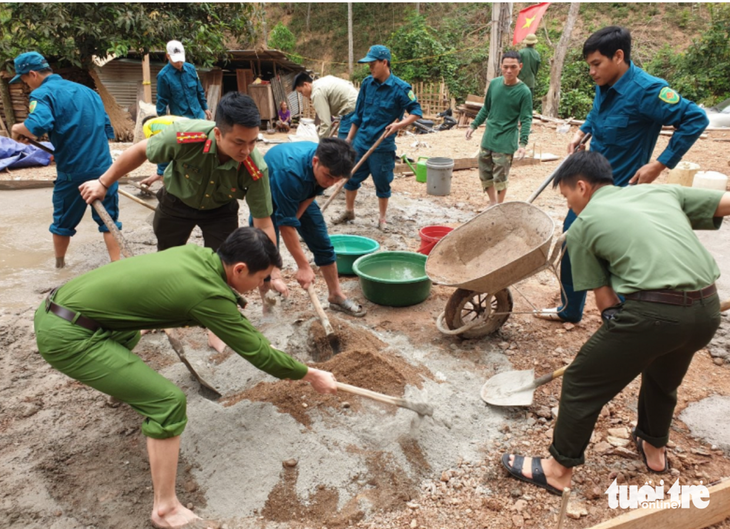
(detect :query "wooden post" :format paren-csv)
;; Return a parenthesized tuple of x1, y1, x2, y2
(142, 54, 152, 104)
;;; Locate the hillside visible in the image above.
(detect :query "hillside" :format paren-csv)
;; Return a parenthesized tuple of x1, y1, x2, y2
(262, 2, 723, 113)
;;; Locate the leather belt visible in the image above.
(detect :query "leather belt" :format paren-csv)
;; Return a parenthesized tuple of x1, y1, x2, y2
(45, 288, 101, 332)
(624, 284, 717, 306)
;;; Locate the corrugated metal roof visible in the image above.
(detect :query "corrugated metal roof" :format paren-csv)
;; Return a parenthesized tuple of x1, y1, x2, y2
(96, 60, 165, 113)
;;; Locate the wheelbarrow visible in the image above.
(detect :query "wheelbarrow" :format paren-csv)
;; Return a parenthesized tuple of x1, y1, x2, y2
(424, 134, 591, 339)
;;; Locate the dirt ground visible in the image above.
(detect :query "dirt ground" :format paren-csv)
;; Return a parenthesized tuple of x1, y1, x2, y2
(1, 123, 730, 529)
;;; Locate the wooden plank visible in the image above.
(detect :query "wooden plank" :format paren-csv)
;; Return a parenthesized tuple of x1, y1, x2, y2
(142, 54, 152, 104)
(236, 69, 254, 95)
(586, 479, 730, 529)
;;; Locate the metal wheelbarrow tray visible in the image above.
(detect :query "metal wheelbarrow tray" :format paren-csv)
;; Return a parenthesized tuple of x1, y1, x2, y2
(425, 202, 560, 338)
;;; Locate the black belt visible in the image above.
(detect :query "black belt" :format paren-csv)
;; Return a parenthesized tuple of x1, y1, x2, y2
(624, 284, 717, 306)
(45, 288, 101, 332)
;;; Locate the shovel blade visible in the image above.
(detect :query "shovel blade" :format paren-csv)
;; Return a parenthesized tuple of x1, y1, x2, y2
(481, 369, 536, 407)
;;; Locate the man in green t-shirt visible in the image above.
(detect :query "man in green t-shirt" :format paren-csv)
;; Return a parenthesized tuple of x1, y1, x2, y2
(518, 34, 541, 97)
(34, 227, 338, 529)
(502, 151, 729, 496)
(466, 51, 532, 207)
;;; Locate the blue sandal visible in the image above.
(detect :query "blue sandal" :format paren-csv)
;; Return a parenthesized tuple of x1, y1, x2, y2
(501, 453, 563, 496)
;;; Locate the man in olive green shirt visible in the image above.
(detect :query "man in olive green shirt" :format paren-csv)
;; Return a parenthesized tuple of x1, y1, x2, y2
(502, 151, 729, 496)
(466, 51, 532, 207)
(518, 33, 541, 97)
(34, 227, 338, 529)
(293, 73, 359, 138)
(81, 91, 276, 253)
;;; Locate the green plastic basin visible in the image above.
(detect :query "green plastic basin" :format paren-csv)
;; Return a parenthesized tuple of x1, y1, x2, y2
(331, 234, 380, 275)
(352, 251, 431, 306)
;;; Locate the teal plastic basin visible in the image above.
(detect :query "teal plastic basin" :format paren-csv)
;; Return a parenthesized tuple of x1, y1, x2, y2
(331, 234, 380, 275)
(353, 251, 431, 306)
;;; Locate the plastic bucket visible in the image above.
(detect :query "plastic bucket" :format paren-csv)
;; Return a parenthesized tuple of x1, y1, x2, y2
(426, 157, 454, 196)
(353, 251, 431, 307)
(330, 234, 380, 275)
(418, 225, 454, 255)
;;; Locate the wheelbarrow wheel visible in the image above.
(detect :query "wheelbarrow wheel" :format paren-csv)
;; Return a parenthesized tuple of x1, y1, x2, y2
(444, 288, 513, 339)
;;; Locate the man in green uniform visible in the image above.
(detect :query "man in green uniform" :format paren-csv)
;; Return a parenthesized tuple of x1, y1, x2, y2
(80, 91, 275, 253)
(80, 92, 281, 352)
(34, 227, 338, 529)
(502, 151, 729, 495)
(518, 34, 541, 98)
(466, 51, 533, 208)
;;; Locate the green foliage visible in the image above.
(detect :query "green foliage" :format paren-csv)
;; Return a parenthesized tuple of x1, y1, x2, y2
(268, 22, 295, 52)
(0, 3, 256, 70)
(646, 4, 730, 105)
(386, 16, 459, 95)
(554, 48, 595, 118)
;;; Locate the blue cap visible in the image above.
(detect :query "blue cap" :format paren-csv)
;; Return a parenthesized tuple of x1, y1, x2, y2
(10, 52, 50, 84)
(358, 45, 391, 64)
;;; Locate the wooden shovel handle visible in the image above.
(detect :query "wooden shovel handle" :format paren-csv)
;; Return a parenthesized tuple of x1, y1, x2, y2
(307, 284, 335, 336)
(336, 381, 402, 408)
(118, 188, 156, 211)
(91, 200, 134, 259)
(321, 125, 393, 212)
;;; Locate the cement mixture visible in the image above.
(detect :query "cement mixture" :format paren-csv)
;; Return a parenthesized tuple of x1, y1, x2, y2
(2, 125, 730, 529)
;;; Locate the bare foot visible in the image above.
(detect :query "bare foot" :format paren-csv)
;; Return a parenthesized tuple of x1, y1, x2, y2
(207, 331, 227, 355)
(506, 455, 572, 492)
(55, 256, 65, 269)
(150, 503, 200, 529)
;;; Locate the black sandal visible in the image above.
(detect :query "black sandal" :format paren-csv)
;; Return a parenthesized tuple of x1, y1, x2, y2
(632, 430, 670, 474)
(501, 453, 563, 496)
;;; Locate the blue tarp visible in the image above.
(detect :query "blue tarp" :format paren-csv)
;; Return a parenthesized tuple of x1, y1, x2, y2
(0, 136, 54, 171)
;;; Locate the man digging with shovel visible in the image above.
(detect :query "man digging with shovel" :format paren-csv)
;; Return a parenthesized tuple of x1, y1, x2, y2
(502, 151, 730, 495)
(259, 138, 366, 317)
(34, 227, 338, 529)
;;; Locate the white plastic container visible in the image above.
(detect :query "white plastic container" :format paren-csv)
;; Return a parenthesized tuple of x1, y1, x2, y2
(667, 161, 700, 187)
(692, 171, 729, 191)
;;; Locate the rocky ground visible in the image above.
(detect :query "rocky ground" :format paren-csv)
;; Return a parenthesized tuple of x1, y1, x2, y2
(1, 123, 729, 529)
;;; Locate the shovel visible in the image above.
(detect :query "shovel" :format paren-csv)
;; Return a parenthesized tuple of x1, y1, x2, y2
(306, 284, 340, 361)
(336, 382, 434, 416)
(481, 366, 568, 407)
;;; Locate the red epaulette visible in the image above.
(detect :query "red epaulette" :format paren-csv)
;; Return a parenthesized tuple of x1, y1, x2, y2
(176, 132, 208, 144)
(242, 156, 263, 181)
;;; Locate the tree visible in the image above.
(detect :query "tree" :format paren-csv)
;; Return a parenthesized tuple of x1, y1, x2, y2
(543, 2, 580, 117)
(0, 3, 257, 69)
(348, 3, 354, 75)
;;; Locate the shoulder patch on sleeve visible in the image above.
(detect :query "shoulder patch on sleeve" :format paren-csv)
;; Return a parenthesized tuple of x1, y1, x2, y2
(658, 87, 680, 105)
(407, 89, 416, 101)
(29, 100, 37, 113)
(176, 132, 208, 144)
(243, 156, 263, 181)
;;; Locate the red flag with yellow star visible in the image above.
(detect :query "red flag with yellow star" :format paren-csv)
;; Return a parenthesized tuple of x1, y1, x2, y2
(513, 2, 550, 45)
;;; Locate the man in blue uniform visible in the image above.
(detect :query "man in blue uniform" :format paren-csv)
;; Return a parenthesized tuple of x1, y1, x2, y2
(10, 51, 120, 269)
(262, 139, 366, 316)
(535, 26, 709, 323)
(151, 40, 212, 182)
(334, 45, 423, 232)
